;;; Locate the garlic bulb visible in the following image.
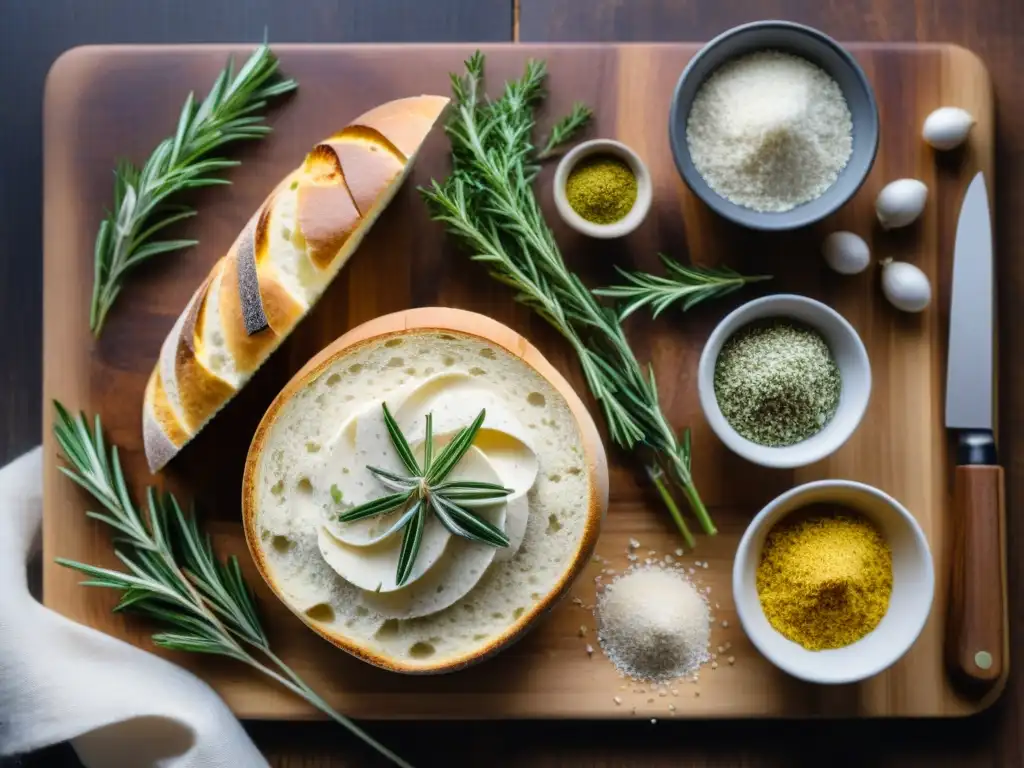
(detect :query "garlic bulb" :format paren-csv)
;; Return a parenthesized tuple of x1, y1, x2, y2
(881, 259, 931, 312)
(822, 231, 870, 275)
(922, 107, 975, 150)
(876, 179, 928, 230)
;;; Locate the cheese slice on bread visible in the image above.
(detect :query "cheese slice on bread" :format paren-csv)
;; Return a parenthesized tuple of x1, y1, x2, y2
(143, 95, 449, 472)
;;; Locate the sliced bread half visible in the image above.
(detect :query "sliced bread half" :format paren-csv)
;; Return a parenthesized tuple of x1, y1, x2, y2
(242, 308, 609, 674)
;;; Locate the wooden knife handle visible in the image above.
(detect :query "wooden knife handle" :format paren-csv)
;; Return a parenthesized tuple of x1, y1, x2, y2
(948, 463, 1005, 687)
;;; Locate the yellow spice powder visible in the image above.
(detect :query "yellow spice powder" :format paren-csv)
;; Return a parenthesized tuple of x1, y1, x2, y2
(565, 155, 638, 224)
(756, 506, 893, 651)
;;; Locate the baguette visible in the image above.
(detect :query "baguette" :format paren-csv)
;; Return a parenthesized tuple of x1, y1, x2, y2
(143, 95, 449, 472)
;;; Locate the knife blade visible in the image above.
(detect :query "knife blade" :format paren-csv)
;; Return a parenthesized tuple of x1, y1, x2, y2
(945, 171, 1005, 689)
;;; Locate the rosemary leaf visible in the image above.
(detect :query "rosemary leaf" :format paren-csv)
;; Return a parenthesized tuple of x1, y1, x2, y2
(338, 491, 414, 523)
(430, 495, 510, 547)
(395, 500, 427, 586)
(382, 403, 421, 476)
(424, 409, 487, 485)
(423, 413, 434, 474)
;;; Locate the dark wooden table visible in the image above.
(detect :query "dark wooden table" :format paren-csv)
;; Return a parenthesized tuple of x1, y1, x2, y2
(4, 1, 1022, 766)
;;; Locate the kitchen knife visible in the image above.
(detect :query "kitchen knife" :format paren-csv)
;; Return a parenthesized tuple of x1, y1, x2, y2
(945, 171, 1005, 688)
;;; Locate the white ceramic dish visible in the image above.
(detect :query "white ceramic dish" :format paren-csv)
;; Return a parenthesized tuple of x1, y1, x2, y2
(552, 139, 653, 239)
(733, 479, 935, 685)
(697, 294, 871, 469)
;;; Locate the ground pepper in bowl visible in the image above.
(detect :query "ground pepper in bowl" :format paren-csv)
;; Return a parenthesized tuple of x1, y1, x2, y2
(565, 155, 638, 224)
(756, 505, 893, 650)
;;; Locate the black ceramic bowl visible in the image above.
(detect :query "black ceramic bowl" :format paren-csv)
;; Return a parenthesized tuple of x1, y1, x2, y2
(669, 20, 880, 231)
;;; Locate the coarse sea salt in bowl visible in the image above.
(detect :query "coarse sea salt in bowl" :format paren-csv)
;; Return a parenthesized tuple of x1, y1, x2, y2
(668, 20, 879, 231)
(697, 294, 871, 469)
(733, 480, 935, 685)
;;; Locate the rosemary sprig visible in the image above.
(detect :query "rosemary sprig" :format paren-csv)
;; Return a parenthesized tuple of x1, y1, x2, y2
(594, 254, 771, 320)
(420, 52, 718, 544)
(89, 44, 297, 338)
(51, 402, 412, 768)
(537, 102, 593, 159)
(338, 404, 511, 586)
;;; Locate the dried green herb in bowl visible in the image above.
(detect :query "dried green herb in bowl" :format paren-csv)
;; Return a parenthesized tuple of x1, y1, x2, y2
(713, 319, 841, 446)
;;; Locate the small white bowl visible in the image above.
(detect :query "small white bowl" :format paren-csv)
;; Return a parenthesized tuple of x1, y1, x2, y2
(733, 480, 935, 685)
(697, 294, 871, 469)
(552, 139, 653, 239)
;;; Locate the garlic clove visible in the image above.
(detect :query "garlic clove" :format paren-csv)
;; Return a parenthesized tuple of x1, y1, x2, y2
(875, 179, 928, 230)
(922, 107, 975, 151)
(822, 231, 871, 275)
(881, 259, 931, 312)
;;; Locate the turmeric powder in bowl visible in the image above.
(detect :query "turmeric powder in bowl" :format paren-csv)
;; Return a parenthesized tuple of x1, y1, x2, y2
(756, 504, 892, 651)
(565, 155, 638, 224)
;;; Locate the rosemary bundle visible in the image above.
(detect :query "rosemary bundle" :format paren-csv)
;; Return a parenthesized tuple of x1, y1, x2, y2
(89, 44, 297, 338)
(421, 53, 733, 546)
(52, 402, 411, 768)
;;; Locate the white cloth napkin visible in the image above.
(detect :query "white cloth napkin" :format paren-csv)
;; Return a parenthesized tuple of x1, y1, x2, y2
(0, 448, 269, 767)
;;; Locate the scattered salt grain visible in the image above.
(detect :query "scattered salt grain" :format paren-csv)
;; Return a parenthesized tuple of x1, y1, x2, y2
(579, 625, 588, 637)
(721, 620, 729, 628)
(728, 656, 736, 665)
(614, 696, 623, 705)
(651, 718, 658, 725)
(586, 644, 594, 656)
(629, 538, 641, 549)
(675, 548, 684, 557)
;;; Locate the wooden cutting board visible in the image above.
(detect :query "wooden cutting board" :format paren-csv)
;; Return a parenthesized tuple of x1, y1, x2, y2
(42, 42, 1000, 719)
